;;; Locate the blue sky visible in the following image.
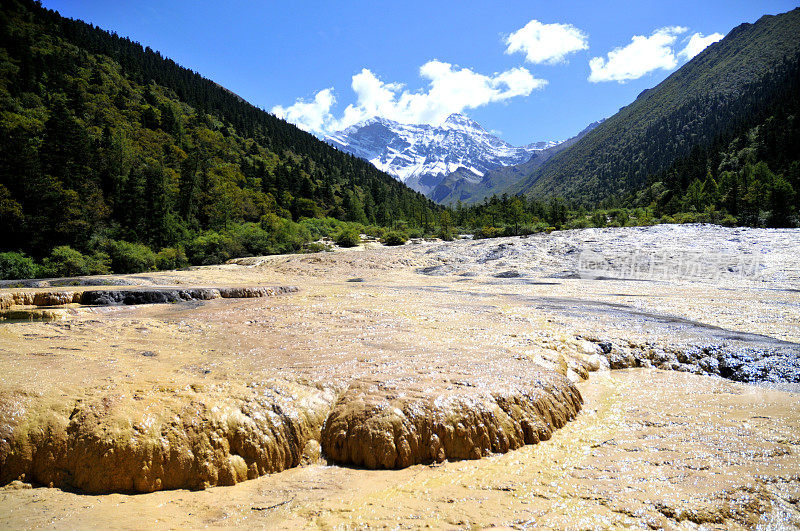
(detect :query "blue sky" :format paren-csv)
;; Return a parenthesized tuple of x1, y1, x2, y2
(43, 1, 799, 145)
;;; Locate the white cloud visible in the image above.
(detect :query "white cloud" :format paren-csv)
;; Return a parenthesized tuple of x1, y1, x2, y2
(271, 88, 336, 133)
(588, 26, 688, 83)
(505, 19, 589, 64)
(678, 32, 724, 61)
(273, 61, 546, 134)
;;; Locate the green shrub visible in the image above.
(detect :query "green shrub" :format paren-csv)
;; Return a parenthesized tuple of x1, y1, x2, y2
(474, 226, 501, 239)
(0, 252, 38, 280)
(187, 219, 315, 265)
(226, 222, 272, 256)
(155, 247, 189, 270)
(437, 228, 455, 241)
(41, 246, 86, 277)
(87, 252, 112, 275)
(335, 228, 361, 247)
(518, 223, 547, 235)
(299, 217, 346, 240)
(673, 212, 698, 224)
(394, 221, 410, 233)
(363, 225, 385, 238)
(590, 211, 607, 227)
(408, 228, 424, 239)
(609, 209, 630, 226)
(303, 241, 333, 253)
(186, 231, 240, 265)
(106, 240, 157, 273)
(383, 231, 408, 246)
(694, 211, 713, 224)
(259, 215, 312, 253)
(632, 208, 656, 226)
(40, 246, 110, 278)
(565, 217, 591, 230)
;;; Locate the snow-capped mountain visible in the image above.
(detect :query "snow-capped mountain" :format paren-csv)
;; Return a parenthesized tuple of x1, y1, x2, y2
(325, 113, 561, 195)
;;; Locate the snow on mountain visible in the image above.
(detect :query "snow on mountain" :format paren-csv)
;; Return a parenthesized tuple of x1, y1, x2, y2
(325, 113, 561, 196)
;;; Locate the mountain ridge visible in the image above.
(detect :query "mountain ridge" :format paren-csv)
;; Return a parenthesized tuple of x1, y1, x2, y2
(325, 113, 560, 196)
(511, 7, 800, 204)
(430, 120, 604, 204)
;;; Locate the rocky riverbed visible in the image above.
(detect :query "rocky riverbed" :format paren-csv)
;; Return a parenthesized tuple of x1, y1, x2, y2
(1, 224, 798, 528)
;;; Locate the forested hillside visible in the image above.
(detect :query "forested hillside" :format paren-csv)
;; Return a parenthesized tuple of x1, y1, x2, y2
(512, 8, 800, 217)
(0, 0, 436, 277)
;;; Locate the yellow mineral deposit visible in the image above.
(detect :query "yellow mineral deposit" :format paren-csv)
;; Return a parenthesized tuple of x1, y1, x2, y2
(1, 227, 798, 528)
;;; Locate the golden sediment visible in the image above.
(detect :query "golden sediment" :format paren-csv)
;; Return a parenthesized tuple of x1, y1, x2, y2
(0, 226, 798, 528)
(0, 379, 336, 493)
(322, 374, 582, 469)
(0, 279, 586, 492)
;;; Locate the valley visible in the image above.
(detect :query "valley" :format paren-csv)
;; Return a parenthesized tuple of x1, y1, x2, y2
(1, 1, 799, 529)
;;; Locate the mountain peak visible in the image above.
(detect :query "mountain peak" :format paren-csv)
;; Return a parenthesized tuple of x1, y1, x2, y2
(354, 115, 397, 128)
(441, 113, 485, 131)
(326, 114, 561, 197)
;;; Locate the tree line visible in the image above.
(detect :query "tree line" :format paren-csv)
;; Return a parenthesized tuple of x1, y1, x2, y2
(0, 0, 439, 278)
(0, 0, 797, 281)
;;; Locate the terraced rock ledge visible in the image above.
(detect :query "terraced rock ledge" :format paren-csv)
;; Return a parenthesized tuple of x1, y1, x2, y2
(0, 380, 337, 492)
(0, 285, 299, 310)
(0, 277, 583, 494)
(0, 371, 581, 493)
(322, 375, 582, 469)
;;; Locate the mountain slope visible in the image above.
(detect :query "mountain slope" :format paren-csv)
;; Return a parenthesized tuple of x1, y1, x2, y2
(326, 113, 558, 195)
(0, 0, 434, 264)
(513, 8, 800, 204)
(430, 120, 603, 205)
